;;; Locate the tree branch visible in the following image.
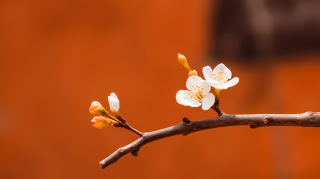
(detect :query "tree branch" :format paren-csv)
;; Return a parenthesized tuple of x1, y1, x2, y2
(100, 111, 320, 169)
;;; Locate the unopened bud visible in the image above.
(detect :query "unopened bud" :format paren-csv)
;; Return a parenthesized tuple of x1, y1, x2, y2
(91, 116, 117, 129)
(178, 53, 191, 71)
(108, 93, 120, 115)
(188, 70, 198, 76)
(89, 101, 109, 116)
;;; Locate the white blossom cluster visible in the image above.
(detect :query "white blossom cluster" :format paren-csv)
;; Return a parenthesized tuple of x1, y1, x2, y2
(176, 64, 239, 110)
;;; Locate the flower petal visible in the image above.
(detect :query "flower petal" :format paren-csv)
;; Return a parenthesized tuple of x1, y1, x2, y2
(110, 92, 117, 98)
(93, 122, 105, 129)
(176, 90, 189, 106)
(186, 76, 203, 90)
(109, 99, 119, 112)
(202, 66, 214, 81)
(222, 77, 239, 89)
(207, 80, 222, 89)
(202, 93, 215, 110)
(213, 63, 227, 74)
(185, 97, 201, 107)
(108, 93, 118, 102)
(199, 80, 211, 96)
(93, 116, 107, 122)
(212, 63, 231, 79)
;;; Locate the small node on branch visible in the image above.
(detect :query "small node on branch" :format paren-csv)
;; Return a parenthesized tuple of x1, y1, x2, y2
(307, 111, 314, 116)
(131, 149, 140, 156)
(113, 123, 123, 128)
(263, 117, 273, 125)
(118, 116, 126, 124)
(250, 123, 258, 129)
(182, 117, 191, 124)
(182, 132, 189, 136)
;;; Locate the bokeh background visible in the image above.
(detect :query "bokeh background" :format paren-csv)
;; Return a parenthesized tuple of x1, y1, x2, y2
(1, 0, 320, 179)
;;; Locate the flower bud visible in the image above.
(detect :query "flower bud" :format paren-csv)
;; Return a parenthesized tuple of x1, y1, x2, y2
(178, 53, 191, 71)
(91, 116, 117, 129)
(89, 101, 109, 116)
(188, 70, 198, 76)
(108, 93, 120, 114)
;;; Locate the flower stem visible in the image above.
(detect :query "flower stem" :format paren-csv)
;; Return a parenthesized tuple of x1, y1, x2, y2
(211, 100, 225, 116)
(215, 88, 221, 100)
(107, 115, 143, 137)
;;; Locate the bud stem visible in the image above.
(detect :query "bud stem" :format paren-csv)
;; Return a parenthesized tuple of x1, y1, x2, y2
(124, 124, 143, 137)
(105, 114, 143, 137)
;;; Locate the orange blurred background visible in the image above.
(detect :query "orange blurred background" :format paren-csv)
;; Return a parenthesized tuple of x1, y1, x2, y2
(1, 1, 320, 179)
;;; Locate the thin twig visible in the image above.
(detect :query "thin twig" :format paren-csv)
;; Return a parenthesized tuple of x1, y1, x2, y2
(124, 124, 143, 137)
(100, 111, 320, 169)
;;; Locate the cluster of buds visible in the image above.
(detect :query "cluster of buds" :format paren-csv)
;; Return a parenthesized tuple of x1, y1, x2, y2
(89, 93, 123, 129)
(177, 53, 239, 110)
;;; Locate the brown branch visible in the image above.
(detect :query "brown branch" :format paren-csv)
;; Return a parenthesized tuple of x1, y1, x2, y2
(100, 111, 320, 169)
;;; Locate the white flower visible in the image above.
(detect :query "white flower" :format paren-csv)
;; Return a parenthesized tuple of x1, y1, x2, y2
(202, 63, 239, 90)
(108, 93, 119, 112)
(176, 76, 215, 110)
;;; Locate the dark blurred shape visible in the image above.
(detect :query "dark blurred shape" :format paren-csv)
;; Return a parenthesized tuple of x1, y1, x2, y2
(212, 0, 320, 61)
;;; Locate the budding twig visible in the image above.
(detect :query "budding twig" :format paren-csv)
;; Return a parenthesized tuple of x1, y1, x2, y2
(99, 111, 320, 169)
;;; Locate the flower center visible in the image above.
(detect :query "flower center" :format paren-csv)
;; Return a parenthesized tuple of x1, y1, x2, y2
(188, 86, 204, 102)
(212, 71, 228, 85)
